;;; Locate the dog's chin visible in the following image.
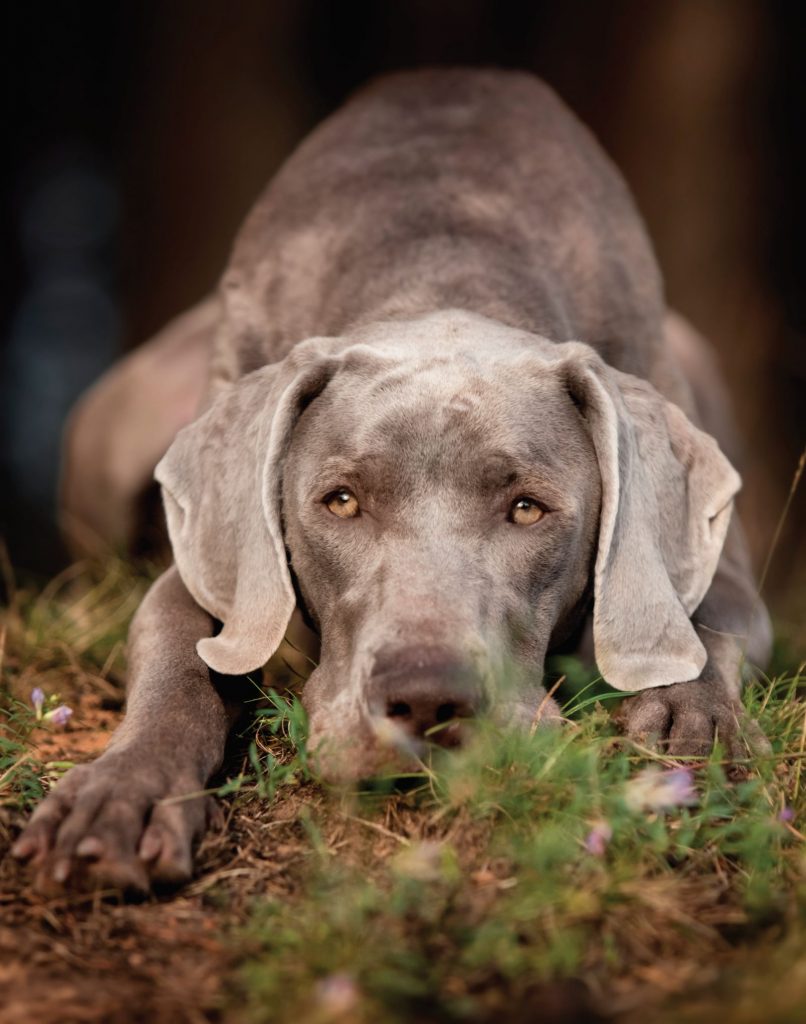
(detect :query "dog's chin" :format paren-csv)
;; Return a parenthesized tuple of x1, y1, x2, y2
(305, 715, 425, 785)
(307, 735, 420, 785)
(305, 696, 558, 785)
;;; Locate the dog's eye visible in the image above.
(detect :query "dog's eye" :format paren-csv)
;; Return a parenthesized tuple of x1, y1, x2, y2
(324, 488, 360, 519)
(509, 497, 544, 526)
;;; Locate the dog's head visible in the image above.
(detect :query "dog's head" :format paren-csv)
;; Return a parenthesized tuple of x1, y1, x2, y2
(156, 311, 739, 779)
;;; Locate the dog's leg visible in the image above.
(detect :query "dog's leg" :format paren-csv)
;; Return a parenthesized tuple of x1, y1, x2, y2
(615, 517, 773, 758)
(614, 313, 772, 759)
(12, 566, 245, 893)
(61, 296, 217, 558)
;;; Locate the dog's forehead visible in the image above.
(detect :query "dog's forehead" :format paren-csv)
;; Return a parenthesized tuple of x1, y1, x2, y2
(347, 308, 550, 359)
(335, 310, 559, 405)
(298, 317, 589, 482)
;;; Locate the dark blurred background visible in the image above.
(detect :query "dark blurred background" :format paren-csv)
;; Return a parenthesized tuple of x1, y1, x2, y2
(2, 1, 803, 638)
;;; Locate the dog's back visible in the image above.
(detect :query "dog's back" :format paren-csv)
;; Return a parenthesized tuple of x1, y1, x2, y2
(214, 69, 669, 388)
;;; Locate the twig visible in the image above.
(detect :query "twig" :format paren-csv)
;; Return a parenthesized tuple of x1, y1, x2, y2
(530, 675, 565, 736)
(99, 641, 123, 679)
(792, 703, 806, 801)
(342, 813, 412, 846)
(782, 820, 806, 843)
(756, 445, 805, 598)
(0, 751, 31, 790)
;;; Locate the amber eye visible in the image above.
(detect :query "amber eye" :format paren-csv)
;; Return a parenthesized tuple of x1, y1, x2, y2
(324, 488, 360, 519)
(509, 497, 544, 526)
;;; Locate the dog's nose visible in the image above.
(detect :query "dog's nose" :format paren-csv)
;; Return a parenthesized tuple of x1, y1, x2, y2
(368, 647, 482, 748)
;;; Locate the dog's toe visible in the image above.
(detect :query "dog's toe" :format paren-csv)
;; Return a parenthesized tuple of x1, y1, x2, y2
(139, 798, 207, 886)
(616, 695, 671, 747)
(667, 709, 714, 758)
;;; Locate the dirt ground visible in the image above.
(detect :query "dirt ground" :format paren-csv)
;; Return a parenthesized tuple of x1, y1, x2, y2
(1, 692, 247, 1024)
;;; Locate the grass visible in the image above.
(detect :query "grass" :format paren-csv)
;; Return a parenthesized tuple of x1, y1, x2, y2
(1, 559, 805, 1023)
(228, 675, 806, 1023)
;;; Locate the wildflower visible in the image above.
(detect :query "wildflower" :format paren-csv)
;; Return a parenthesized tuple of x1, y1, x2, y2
(314, 972, 360, 1016)
(31, 687, 45, 720)
(584, 820, 613, 856)
(44, 704, 73, 728)
(625, 766, 697, 813)
(778, 806, 795, 823)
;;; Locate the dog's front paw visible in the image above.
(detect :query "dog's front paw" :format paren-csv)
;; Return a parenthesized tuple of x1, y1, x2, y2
(613, 679, 769, 760)
(11, 751, 218, 895)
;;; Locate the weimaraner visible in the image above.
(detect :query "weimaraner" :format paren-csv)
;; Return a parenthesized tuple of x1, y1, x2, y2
(14, 69, 771, 892)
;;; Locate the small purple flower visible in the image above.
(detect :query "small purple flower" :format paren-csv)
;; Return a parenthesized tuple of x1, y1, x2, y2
(662, 768, 698, 806)
(44, 704, 73, 727)
(778, 806, 795, 823)
(315, 973, 359, 1015)
(584, 820, 613, 856)
(625, 766, 698, 813)
(31, 687, 45, 720)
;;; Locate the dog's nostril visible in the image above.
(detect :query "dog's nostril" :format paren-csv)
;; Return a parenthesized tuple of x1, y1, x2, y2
(371, 649, 482, 748)
(387, 701, 412, 719)
(436, 703, 457, 723)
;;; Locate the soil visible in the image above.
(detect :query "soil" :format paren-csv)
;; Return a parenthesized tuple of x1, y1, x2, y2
(0, 692, 305, 1024)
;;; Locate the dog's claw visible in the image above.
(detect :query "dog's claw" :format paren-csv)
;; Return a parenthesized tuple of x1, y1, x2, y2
(13, 754, 208, 896)
(615, 679, 766, 761)
(75, 836, 105, 860)
(138, 826, 163, 863)
(52, 858, 71, 884)
(10, 835, 37, 860)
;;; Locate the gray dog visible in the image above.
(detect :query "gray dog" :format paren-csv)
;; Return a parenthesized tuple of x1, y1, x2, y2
(14, 70, 771, 892)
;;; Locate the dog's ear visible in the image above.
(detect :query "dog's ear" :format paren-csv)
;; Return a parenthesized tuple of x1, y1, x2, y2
(559, 346, 740, 691)
(155, 337, 345, 676)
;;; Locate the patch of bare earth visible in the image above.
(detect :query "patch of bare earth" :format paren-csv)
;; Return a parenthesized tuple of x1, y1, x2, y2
(0, 687, 297, 1024)
(0, 707, 426, 1020)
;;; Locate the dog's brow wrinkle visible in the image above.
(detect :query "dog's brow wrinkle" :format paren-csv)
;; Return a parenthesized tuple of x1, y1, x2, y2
(319, 456, 360, 479)
(479, 467, 520, 492)
(366, 369, 412, 395)
(446, 392, 478, 413)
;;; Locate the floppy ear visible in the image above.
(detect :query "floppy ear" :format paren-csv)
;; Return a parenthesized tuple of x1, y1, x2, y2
(559, 346, 740, 691)
(154, 337, 345, 676)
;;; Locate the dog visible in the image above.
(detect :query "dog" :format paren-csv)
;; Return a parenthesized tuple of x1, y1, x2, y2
(14, 69, 772, 893)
